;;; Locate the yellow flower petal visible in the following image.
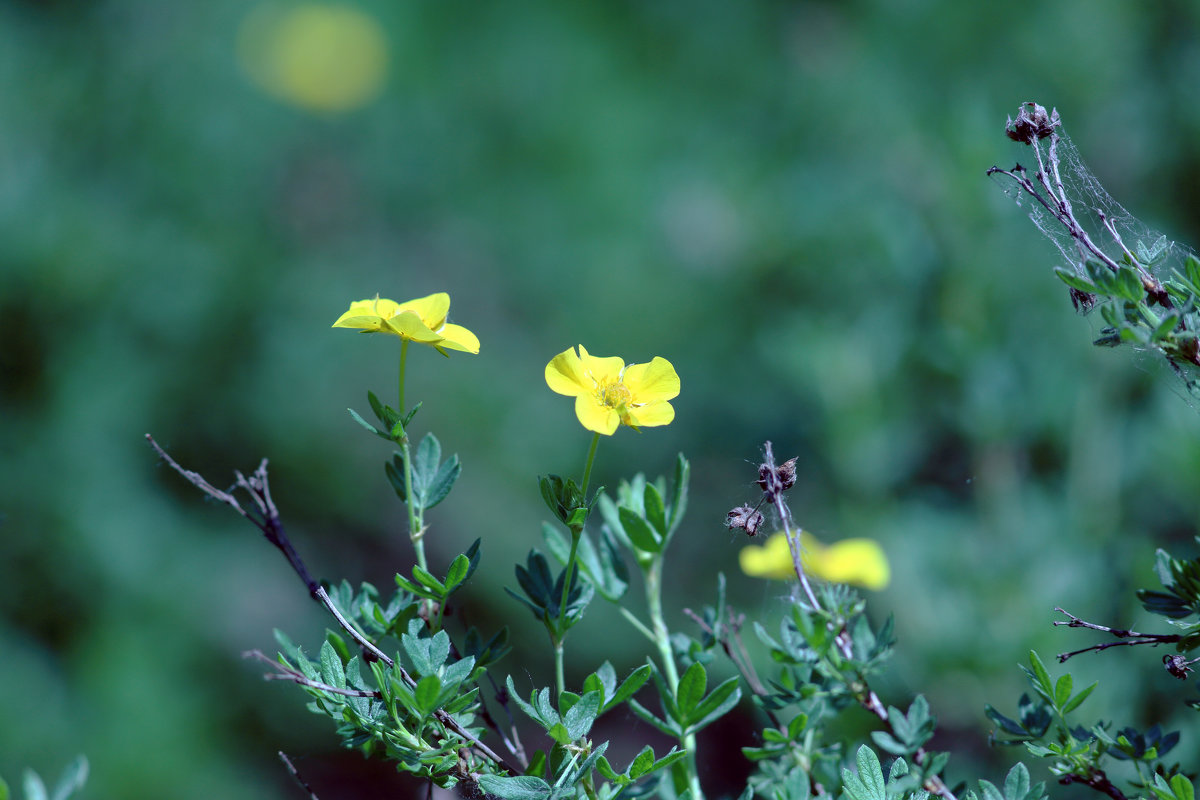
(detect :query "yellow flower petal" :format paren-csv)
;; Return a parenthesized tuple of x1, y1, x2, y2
(546, 347, 589, 396)
(398, 292, 450, 329)
(738, 531, 890, 590)
(333, 293, 478, 355)
(384, 311, 442, 342)
(575, 395, 620, 435)
(622, 357, 680, 403)
(624, 401, 675, 429)
(738, 533, 797, 579)
(436, 323, 480, 354)
(810, 539, 890, 590)
(577, 345, 625, 386)
(546, 345, 679, 434)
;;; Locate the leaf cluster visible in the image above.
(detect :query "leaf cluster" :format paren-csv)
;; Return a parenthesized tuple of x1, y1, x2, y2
(985, 651, 1185, 796)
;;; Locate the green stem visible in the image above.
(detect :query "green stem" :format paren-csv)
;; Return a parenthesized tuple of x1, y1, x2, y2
(645, 554, 703, 800)
(550, 433, 602, 693)
(402, 436, 427, 573)
(557, 529, 582, 628)
(579, 432, 600, 497)
(554, 637, 566, 698)
(617, 606, 657, 643)
(398, 339, 409, 417)
(396, 339, 427, 572)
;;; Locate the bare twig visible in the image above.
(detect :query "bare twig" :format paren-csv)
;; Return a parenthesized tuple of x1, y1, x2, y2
(244, 649, 384, 698)
(1053, 607, 1182, 663)
(278, 752, 322, 800)
(146, 434, 518, 777)
(1059, 769, 1128, 800)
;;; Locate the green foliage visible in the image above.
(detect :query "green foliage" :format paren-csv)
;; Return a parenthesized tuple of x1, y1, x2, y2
(0, 758, 88, 800)
(985, 650, 1179, 791)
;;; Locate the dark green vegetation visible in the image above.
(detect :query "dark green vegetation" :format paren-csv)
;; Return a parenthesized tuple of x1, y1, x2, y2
(5, 1, 1200, 798)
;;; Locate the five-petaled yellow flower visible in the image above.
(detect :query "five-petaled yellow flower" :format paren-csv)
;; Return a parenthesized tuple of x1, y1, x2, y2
(739, 531, 890, 590)
(545, 345, 680, 436)
(332, 293, 479, 355)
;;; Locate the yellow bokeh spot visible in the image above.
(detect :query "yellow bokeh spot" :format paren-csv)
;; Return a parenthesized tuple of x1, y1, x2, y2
(239, 3, 388, 113)
(739, 531, 890, 591)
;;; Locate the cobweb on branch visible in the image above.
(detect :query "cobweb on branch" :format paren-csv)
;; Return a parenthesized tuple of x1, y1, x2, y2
(990, 114, 1200, 404)
(991, 127, 1187, 287)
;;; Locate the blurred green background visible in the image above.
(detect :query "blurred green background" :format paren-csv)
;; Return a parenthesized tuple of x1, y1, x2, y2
(5, 0, 1200, 797)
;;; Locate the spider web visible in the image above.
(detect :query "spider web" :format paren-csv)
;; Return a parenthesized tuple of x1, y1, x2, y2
(992, 127, 1200, 402)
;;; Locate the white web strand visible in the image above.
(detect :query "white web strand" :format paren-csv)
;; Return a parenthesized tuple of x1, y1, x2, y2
(992, 126, 1200, 404)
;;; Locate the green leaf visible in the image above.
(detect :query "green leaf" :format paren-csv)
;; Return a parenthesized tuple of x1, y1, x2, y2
(675, 662, 707, 718)
(1026, 650, 1053, 697)
(686, 676, 742, 733)
(1173, 775, 1195, 800)
(619, 507, 661, 553)
(1004, 762, 1031, 800)
(476, 775, 553, 800)
(667, 454, 690, 537)
(415, 674, 443, 717)
(1186, 254, 1200, 288)
(644, 483, 667, 537)
(563, 691, 603, 741)
(319, 640, 346, 689)
(444, 553, 471, 592)
(842, 745, 886, 800)
(1116, 266, 1144, 301)
(1053, 673, 1072, 710)
(425, 454, 461, 509)
(1054, 268, 1097, 294)
(347, 406, 384, 437)
(627, 697, 681, 737)
(978, 780, 1004, 800)
(22, 772, 47, 800)
(870, 730, 909, 755)
(385, 455, 408, 502)
(412, 565, 447, 595)
(605, 664, 651, 713)
(1153, 313, 1181, 342)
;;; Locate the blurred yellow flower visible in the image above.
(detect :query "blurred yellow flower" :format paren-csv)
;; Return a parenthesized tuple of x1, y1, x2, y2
(545, 345, 679, 436)
(238, 3, 388, 113)
(739, 531, 890, 590)
(333, 293, 479, 355)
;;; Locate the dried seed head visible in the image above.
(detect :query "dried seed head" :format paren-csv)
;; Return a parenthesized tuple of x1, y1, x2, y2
(1069, 287, 1097, 313)
(1005, 102, 1060, 145)
(757, 456, 798, 496)
(725, 505, 765, 537)
(1164, 653, 1193, 680)
(776, 457, 797, 490)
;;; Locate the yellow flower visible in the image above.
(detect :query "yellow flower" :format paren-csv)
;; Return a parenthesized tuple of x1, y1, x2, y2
(545, 345, 680, 436)
(332, 293, 479, 355)
(238, 3, 388, 113)
(739, 531, 890, 590)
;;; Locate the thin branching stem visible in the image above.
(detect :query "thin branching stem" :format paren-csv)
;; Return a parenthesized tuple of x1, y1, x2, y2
(146, 434, 517, 776)
(1052, 607, 1182, 663)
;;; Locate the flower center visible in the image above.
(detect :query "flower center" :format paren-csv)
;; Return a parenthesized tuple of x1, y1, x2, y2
(597, 380, 632, 409)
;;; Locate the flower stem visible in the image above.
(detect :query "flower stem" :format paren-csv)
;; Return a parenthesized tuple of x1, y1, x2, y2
(398, 339, 409, 416)
(579, 432, 600, 497)
(645, 554, 703, 800)
(554, 638, 566, 698)
(396, 339, 427, 572)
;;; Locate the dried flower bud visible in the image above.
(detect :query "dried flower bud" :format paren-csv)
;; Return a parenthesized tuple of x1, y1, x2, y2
(1069, 287, 1097, 313)
(757, 456, 798, 495)
(726, 505, 765, 537)
(776, 457, 797, 490)
(1005, 102, 1060, 145)
(1164, 653, 1193, 680)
